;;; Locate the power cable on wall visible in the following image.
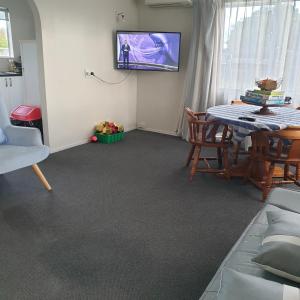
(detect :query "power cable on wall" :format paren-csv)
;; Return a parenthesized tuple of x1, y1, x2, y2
(90, 71, 132, 85)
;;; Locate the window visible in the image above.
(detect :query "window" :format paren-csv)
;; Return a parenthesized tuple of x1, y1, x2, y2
(220, 0, 300, 106)
(0, 8, 13, 58)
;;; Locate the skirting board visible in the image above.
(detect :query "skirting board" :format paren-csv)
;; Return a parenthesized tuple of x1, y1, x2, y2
(137, 127, 180, 137)
(50, 139, 89, 154)
(50, 126, 137, 153)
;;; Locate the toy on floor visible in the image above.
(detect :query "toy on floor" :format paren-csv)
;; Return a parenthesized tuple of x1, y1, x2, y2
(90, 135, 98, 143)
(91, 121, 124, 144)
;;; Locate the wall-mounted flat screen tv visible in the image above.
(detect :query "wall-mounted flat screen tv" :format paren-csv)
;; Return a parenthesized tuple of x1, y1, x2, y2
(116, 31, 181, 72)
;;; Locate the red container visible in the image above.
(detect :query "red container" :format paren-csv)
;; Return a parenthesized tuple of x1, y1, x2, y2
(10, 105, 41, 122)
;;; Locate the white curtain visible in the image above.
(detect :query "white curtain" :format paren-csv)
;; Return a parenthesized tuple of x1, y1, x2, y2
(221, 0, 300, 106)
(177, 0, 226, 137)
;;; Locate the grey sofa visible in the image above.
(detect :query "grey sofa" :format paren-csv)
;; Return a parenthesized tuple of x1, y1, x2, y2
(200, 188, 300, 300)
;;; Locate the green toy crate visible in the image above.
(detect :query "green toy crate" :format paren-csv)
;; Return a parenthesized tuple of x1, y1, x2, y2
(95, 132, 124, 144)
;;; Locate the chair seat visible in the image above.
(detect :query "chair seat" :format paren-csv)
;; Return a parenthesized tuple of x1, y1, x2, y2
(265, 156, 300, 164)
(0, 144, 49, 174)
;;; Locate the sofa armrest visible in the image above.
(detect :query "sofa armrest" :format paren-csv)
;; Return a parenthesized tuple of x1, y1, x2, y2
(267, 188, 300, 213)
(4, 125, 43, 147)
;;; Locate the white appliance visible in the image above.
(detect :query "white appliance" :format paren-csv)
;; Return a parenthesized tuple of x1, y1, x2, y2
(0, 76, 23, 114)
(145, 0, 192, 7)
(20, 40, 41, 107)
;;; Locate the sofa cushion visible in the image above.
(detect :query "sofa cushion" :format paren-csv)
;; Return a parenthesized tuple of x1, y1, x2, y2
(253, 210, 300, 283)
(266, 210, 300, 236)
(267, 189, 300, 214)
(0, 128, 7, 144)
(217, 269, 300, 300)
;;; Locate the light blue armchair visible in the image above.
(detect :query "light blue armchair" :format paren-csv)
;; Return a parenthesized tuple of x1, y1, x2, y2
(0, 98, 52, 191)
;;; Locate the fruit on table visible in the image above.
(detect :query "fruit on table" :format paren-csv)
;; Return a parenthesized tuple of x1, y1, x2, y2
(256, 78, 279, 91)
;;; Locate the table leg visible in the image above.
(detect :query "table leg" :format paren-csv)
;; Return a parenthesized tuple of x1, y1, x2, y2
(226, 132, 285, 187)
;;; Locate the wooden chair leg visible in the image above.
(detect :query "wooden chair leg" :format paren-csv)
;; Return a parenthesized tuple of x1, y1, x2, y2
(263, 162, 275, 202)
(296, 163, 300, 181)
(190, 146, 201, 181)
(244, 156, 255, 183)
(284, 164, 289, 181)
(32, 164, 52, 191)
(217, 148, 222, 169)
(233, 142, 241, 165)
(223, 147, 230, 179)
(186, 145, 196, 167)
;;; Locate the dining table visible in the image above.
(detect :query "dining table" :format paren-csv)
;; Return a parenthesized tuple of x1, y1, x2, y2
(206, 104, 300, 186)
(207, 104, 300, 141)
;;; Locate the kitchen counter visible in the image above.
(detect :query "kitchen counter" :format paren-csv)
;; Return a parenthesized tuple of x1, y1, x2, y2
(0, 71, 22, 77)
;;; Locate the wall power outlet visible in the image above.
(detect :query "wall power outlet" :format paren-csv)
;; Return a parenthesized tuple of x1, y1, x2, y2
(84, 69, 93, 78)
(137, 121, 146, 129)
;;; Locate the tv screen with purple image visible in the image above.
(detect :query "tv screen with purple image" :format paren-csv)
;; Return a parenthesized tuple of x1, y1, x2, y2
(116, 31, 181, 72)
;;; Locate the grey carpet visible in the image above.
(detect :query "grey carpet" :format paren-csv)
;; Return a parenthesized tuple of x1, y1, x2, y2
(0, 130, 265, 300)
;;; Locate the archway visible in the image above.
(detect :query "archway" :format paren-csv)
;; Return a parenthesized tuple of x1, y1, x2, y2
(25, 0, 50, 146)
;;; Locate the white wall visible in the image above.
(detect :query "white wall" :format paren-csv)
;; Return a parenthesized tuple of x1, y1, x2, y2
(0, 0, 35, 70)
(30, 0, 192, 151)
(136, 2, 192, 135)
(32, 0, 139, 152)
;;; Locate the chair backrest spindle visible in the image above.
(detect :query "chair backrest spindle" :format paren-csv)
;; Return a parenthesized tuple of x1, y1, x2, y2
(263, 129, 300, 161)
(185, 107, 229, 145)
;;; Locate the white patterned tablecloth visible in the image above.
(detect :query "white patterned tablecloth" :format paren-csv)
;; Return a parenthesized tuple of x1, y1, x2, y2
(207, 105, 300, 142)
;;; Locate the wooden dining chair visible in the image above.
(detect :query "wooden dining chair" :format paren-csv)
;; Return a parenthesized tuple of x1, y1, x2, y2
(185, 107, 230, 181)
(287, 125, 300, 186)
(255, 129, 300, 200)
(185, 109, 206, 167)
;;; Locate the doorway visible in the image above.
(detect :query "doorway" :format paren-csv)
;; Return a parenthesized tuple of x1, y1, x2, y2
(0, 0, 49, 146)
(26, 0, 49, 146)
